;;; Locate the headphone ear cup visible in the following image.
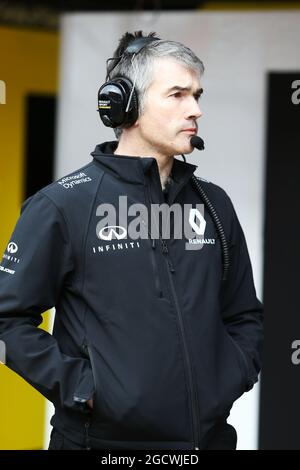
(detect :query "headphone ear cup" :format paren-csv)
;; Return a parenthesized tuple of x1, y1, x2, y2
(119, 77, 139, 128)
(97, 77, 138, 129)
(97, 80, 127, 128)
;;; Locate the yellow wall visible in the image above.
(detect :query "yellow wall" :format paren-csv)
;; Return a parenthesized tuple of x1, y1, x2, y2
(0, 26, 59, 450)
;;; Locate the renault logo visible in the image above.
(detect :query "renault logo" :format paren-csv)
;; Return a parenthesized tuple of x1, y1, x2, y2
(98, 225, 127, 241)
(189, 208, 206, 235)
(7, 242, 18, 254)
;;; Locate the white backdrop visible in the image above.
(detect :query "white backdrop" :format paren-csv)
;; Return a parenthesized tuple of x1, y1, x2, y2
(48, 10, 300, 450)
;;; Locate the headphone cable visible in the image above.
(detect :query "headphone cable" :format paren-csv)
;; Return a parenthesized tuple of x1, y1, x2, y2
(181, 154, 230, 281)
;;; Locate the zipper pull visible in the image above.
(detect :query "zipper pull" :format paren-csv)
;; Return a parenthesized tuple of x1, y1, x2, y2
(168, 260, 175, 273)
(151, 238, 156, 249)
(85, 420, 91, 450)
(161, 239, 168, 254)
(161, 240, 175, 272)
(81, 342, 89, 358)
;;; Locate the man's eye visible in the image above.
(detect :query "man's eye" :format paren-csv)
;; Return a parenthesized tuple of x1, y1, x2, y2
(172, 92, 182, 98)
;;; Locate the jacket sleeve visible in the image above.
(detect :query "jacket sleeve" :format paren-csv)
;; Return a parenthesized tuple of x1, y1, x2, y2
(220, 192, 264, 392)
(0, 191, 94, 412)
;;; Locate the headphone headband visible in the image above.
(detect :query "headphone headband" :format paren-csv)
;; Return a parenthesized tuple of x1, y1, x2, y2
(125, 36, 159, 55)
(97, 35, 160, 129)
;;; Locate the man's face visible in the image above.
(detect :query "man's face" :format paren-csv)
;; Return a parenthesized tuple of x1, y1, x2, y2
(136, 57, 203, 157)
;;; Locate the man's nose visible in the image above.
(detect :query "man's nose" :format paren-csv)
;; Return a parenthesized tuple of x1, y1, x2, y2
(187, 98, 203, 120)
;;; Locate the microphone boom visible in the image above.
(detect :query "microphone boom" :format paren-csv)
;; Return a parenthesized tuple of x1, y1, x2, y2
(190, 135, 205, 150)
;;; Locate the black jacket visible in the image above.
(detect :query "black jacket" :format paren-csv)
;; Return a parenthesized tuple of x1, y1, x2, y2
(0, 141, 263, 450)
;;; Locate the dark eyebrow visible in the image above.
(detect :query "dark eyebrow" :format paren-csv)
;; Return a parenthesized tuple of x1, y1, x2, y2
(166, 85, 204, 95)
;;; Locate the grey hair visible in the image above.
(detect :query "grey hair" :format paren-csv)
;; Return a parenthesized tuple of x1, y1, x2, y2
(109, 39, 205, 140)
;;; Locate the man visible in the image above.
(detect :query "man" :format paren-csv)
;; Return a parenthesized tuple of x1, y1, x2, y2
(0, 31, 263, 450)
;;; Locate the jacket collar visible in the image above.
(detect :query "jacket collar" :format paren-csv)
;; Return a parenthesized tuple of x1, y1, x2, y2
(91, 140, 197, 203)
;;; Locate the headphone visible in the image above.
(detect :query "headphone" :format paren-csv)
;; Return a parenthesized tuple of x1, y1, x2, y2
(97, 36, 160, 129)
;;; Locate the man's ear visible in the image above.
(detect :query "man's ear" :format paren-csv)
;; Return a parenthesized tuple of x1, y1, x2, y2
(129, 118, 140, 130)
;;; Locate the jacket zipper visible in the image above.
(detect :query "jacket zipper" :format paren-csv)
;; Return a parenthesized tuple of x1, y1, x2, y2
(141, 218, 163, 298)
(161, 239, 201, 450)
(150, 238, 163, 298)
(145, 180, 201, 450)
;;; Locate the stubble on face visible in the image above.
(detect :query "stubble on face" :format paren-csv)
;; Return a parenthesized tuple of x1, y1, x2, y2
(136, 57, 203, 159)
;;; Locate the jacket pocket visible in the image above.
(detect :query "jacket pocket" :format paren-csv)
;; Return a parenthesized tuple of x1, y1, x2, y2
(80, 342, 98, 415)
(215, 329, 250, 416)
(227, 334, 258, 392)
(226, 334, 250, 390)
(87, 344, 98, 409)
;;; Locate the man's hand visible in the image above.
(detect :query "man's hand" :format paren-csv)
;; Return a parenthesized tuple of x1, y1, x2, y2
(87, 397, 93, 409)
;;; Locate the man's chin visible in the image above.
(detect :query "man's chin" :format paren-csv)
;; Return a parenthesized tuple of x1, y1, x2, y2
(173, 142, 194, 156)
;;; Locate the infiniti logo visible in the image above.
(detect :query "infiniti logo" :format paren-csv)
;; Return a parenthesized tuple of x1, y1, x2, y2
(98, 225, 127, 241)
(7, 242, 18, 254)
